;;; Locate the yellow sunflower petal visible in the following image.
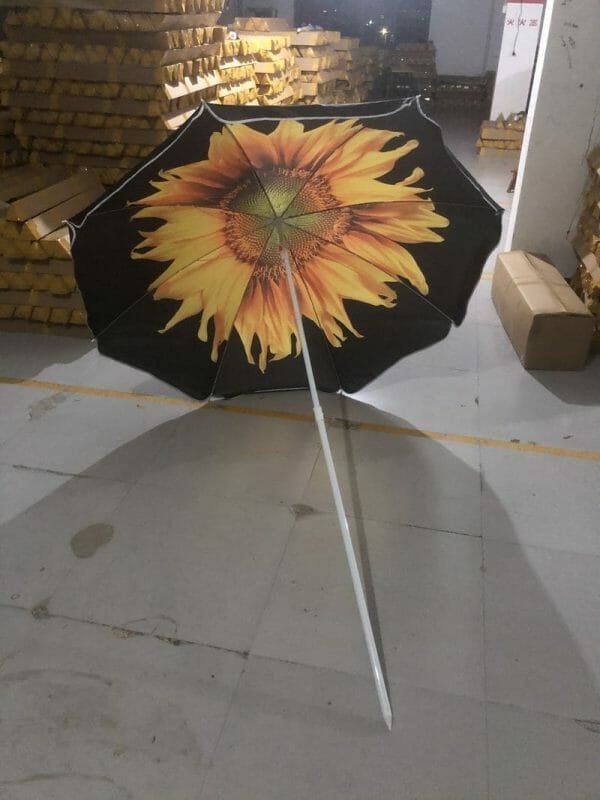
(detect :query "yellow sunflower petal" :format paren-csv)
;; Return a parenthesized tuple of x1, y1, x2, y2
(298, 243, 405, 347)
(159, 251, 254, 361)
(342, 230, 429, 294)
(131, 174, 220, 207)
(188, 126, 256, 186)
(226, 122, 279, 170)
(132, 206, 227, 279)
(353, 201, 449, 243)
(328, 170, 433, 207)
(235, 278, 298, 371)
(317, 127, 418, 183)
(131, 115, 450, 372)
(286, 167, 436, 218)
(269, 118, 359, 171)
(134, 128, 256, 209)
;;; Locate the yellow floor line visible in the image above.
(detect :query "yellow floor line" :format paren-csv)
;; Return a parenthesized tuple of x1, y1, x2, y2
(2, 375, 599, 462)
(0, 376, 206, 409)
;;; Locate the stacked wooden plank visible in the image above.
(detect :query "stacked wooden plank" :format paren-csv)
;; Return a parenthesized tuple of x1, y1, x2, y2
(0, 109, 25, 170)
(477, 114, 525, 153)
(1, 54, 26, 170)
(435, 73, 492, 109)
(210, 37, 259, 107)
(233, 20, 299, 106)
(354, 46, 383, 101)
(291, 29, 342, 105)
(333, 37, 366, 103)
(0, 164, 104, 334)
(572, 147, 600, 340)
(0, 0, 265, 185)
(250, 35, 300, 106)
(388, 42, 436, 95)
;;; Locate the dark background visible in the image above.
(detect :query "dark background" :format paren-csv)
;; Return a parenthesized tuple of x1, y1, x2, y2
(222, 0, 432, 44)
(295, 0, 432, 44)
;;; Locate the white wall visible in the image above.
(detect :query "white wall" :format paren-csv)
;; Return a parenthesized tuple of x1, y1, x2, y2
(429, 0, 504, 76)
(486, 0, 505, 71)
(507, 0, 600, 273)
(490, 1, 544, 119)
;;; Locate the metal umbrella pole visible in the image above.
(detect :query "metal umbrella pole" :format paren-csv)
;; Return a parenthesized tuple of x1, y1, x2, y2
(281, 246, 393, 730)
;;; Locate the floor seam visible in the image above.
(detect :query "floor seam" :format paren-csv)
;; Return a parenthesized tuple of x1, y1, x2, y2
(3, 375, 600, 461)
(2, 597, 595, 728)
(0, 602, 251, 659)
(9, 463, 133, 484)
(480, 451, 492, 800)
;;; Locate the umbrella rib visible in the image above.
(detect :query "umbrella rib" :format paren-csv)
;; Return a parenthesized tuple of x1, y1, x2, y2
(68, 104, 207, 237)
(284, 198, 503, 220)
(222, 119, 368, 224)
(89, 240, 231, 342)
(89, 206, 277, 341)
(274, 123, 367, 221)
(219, 124, 278, 220)
(210, 227, 282, 395)
(284, 220, 456, 326)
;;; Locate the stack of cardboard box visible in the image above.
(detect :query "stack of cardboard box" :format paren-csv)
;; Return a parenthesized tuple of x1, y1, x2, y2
(291, 29, 342, 105)
(435, 73, 492, 109)
(572, 147, 600, 340)
(0, 0, 262, 185)
(0, 54, 24, 170)
(333, 37, 367, 103)
(0, 164, 105, 334)
(233, 19, 300, 106)
(0, 108, 24, 170)
(354, 45, 383, 100)
(476, 114, 525, 153)
(492, 250, 594, 370)
(388, 42, 436, 95)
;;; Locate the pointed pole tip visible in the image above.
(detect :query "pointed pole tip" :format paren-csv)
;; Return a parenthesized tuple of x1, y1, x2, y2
(384, 710, 393, 731)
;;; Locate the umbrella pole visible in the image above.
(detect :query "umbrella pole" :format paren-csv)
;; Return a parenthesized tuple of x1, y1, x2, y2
(281, 247, 393, 731)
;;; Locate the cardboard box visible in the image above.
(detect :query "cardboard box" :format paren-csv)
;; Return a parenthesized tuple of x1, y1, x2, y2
(479, 123, 523, 142)
(492, 250, 594, 370)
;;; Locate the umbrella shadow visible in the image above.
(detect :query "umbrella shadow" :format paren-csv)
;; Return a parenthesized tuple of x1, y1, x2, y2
(0, 331, 94, 379)
(0, 397, 598, 735)
(528, 352, 600, 407)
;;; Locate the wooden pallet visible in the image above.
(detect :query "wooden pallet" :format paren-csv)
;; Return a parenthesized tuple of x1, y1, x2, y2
(16, 122, 169, 147)
(1, 0, 224, 13)
(0, 165, 107, 334)
(6, 25, 226, 50)
(0, 165, 103, 260)
(5, 8, 222, 32)
(3, 40, 225, 69)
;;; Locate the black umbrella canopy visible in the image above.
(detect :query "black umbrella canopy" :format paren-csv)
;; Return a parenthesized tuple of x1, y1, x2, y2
(69, 98, 502, 399)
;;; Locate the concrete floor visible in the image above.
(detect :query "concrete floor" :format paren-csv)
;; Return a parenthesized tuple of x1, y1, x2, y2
(1, 116, 600, 799)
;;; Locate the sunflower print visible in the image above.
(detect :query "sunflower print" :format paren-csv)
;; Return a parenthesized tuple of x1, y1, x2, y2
(131, 118, 449, 372)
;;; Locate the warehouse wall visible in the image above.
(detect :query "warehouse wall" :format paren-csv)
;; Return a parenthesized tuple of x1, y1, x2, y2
(485, 1, 504, 72)
(507, 0, 600, 274)
(429, 0, 504, 76)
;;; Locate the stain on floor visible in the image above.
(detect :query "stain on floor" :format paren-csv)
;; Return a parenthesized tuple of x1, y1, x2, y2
(70, 523, 114, 559)
(290, 503, 317, 518)
(27, 393, 68, 421)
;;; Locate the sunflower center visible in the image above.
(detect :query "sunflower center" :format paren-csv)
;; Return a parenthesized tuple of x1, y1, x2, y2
(221, 167, 352, 281)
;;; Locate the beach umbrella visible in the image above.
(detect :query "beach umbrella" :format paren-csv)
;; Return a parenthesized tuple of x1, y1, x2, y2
(69, 98, 502, 728)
